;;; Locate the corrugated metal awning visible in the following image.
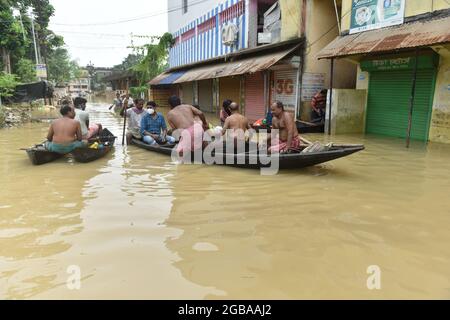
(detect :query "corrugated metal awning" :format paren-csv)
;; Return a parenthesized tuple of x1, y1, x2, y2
(317, 14, 450, 59)
(149, 71, 187, 85)
(150, 44, 299, 85)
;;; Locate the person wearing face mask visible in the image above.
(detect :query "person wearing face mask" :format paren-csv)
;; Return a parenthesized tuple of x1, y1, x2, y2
(140, 101, 176, 145)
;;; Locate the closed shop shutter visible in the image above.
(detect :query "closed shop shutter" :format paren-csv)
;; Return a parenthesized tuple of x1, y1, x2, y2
(219, 76, 241, 109)
(150, 87, 172, 108)
(366, 69, 435, 141)
(272, 69, 298, 111)
(198, 79, 213, 113)
(245, 72, 265, 122)
(181, 82, 194, 105)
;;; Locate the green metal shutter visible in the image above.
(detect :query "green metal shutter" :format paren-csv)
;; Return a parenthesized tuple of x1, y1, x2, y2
(366, 69, 435, 141)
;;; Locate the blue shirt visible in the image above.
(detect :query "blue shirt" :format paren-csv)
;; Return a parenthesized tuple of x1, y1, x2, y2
(140, 112, 167, 135)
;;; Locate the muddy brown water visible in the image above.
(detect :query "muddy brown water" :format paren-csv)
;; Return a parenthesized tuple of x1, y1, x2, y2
(1, 103, 449, 299)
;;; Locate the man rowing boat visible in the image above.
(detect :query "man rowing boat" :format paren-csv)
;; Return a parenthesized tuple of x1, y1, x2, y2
(166, 96, 208, 156)
(46, 105, 85, 154)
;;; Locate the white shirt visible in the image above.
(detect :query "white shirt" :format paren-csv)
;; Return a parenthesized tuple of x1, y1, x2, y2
(75, 109, 89, 136)
(126, 108, 145, 130)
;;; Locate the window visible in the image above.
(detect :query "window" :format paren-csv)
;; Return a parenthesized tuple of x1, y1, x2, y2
(182, 0, 188, 14)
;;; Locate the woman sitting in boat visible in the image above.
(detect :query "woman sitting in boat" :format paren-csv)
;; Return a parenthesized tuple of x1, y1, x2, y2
(267, 101, 301, 154)
(140, 101, 176, 146)
(46, 105, 85, 154)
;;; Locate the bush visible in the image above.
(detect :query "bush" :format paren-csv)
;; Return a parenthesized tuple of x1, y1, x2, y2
(0, 72, 19, 99)
(15, 59, 37, 83)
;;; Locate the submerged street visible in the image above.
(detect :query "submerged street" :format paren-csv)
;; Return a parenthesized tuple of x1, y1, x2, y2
(1, 103, 450, 299)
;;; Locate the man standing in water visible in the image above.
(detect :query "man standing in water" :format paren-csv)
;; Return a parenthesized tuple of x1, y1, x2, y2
(166, 96, 208, 156)
(268, 101, 301, 154)
(46, 105, 85, 154)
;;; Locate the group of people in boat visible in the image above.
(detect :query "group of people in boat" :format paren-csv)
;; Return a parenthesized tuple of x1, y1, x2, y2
(116, 93, 301, 155)
(45, 92, 302, 156)
(46, 97, 103, 154)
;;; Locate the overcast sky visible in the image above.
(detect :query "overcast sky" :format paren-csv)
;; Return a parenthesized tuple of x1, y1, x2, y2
(49, 0, 169, 68)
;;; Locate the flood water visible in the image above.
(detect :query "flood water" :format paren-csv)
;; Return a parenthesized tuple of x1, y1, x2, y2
(1, 103, 449, 299)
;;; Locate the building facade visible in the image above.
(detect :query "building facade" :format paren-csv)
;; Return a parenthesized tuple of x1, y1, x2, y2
(151, 0, 356, 124)
(68, 69, 91, 98)
(318, 0, 450, 144)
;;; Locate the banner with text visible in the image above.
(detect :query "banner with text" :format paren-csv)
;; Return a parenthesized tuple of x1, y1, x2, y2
(350, 0, 405, 34)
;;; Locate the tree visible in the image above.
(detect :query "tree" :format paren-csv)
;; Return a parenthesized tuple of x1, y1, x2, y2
(47, 47, 80, 85)
(113, 53, 144, 71)
(0, 72, 19, 99)
(14, 58, 37, 83)
(131, 33, 174, 85)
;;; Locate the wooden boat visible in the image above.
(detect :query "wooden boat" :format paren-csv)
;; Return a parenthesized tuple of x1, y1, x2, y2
(72, 128, 116, 163)
(26, 144, 63, 165)
(25, 128, 116, 165)
(130, 139, 364, 170)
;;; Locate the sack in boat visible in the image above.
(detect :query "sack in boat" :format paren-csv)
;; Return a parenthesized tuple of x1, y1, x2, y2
(301, 141, 332, 154)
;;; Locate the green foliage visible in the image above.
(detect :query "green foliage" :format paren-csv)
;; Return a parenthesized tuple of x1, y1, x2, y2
(14, 58, 37, 83)
(47, 48, 80, 84)
(129, 86, 148, 97)
(113, 54, 144, 71)
(0, 72, 19, 98)
(130, 33, 174, 86)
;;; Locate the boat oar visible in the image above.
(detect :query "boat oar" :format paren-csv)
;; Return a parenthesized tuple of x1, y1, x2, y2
(121, 106, 127, 145)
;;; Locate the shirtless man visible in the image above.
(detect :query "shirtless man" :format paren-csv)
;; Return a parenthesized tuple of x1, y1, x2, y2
(268, 101, 301, 154)
(46, 105, 85, 154)
(222, 102, 252, 141)
(166, 96, 208, 156)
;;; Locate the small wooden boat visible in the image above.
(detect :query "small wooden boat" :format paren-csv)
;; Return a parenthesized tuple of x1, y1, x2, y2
(130, 139, 364, 170)
(26, 144, 63, 165)
(72, 128, 116, 163)
(25, 128, 116, 165)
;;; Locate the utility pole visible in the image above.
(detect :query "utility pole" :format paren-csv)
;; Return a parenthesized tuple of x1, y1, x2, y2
(29, 11, 39, 65)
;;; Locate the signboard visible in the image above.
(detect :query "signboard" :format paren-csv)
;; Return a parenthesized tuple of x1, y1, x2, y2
(350, 0, 405, 34)
(301, 73, 326, 101)
(273, 69, 298, 111)
(36, 64, 48, 78)
(360, 54, 439, 72)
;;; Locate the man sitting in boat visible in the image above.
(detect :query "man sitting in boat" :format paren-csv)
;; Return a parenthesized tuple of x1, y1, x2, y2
(268, 101, 301, 154)
(74, 97, 102, 141)
(167, 96, 209, 156)
(222, 102, 252, 143)
(46, 105, 85, 154)
(120, 98, 146, 144)
(140, 101, 176, 146)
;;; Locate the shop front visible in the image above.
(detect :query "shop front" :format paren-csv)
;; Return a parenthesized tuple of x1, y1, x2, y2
(362, 53, 438, 141)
